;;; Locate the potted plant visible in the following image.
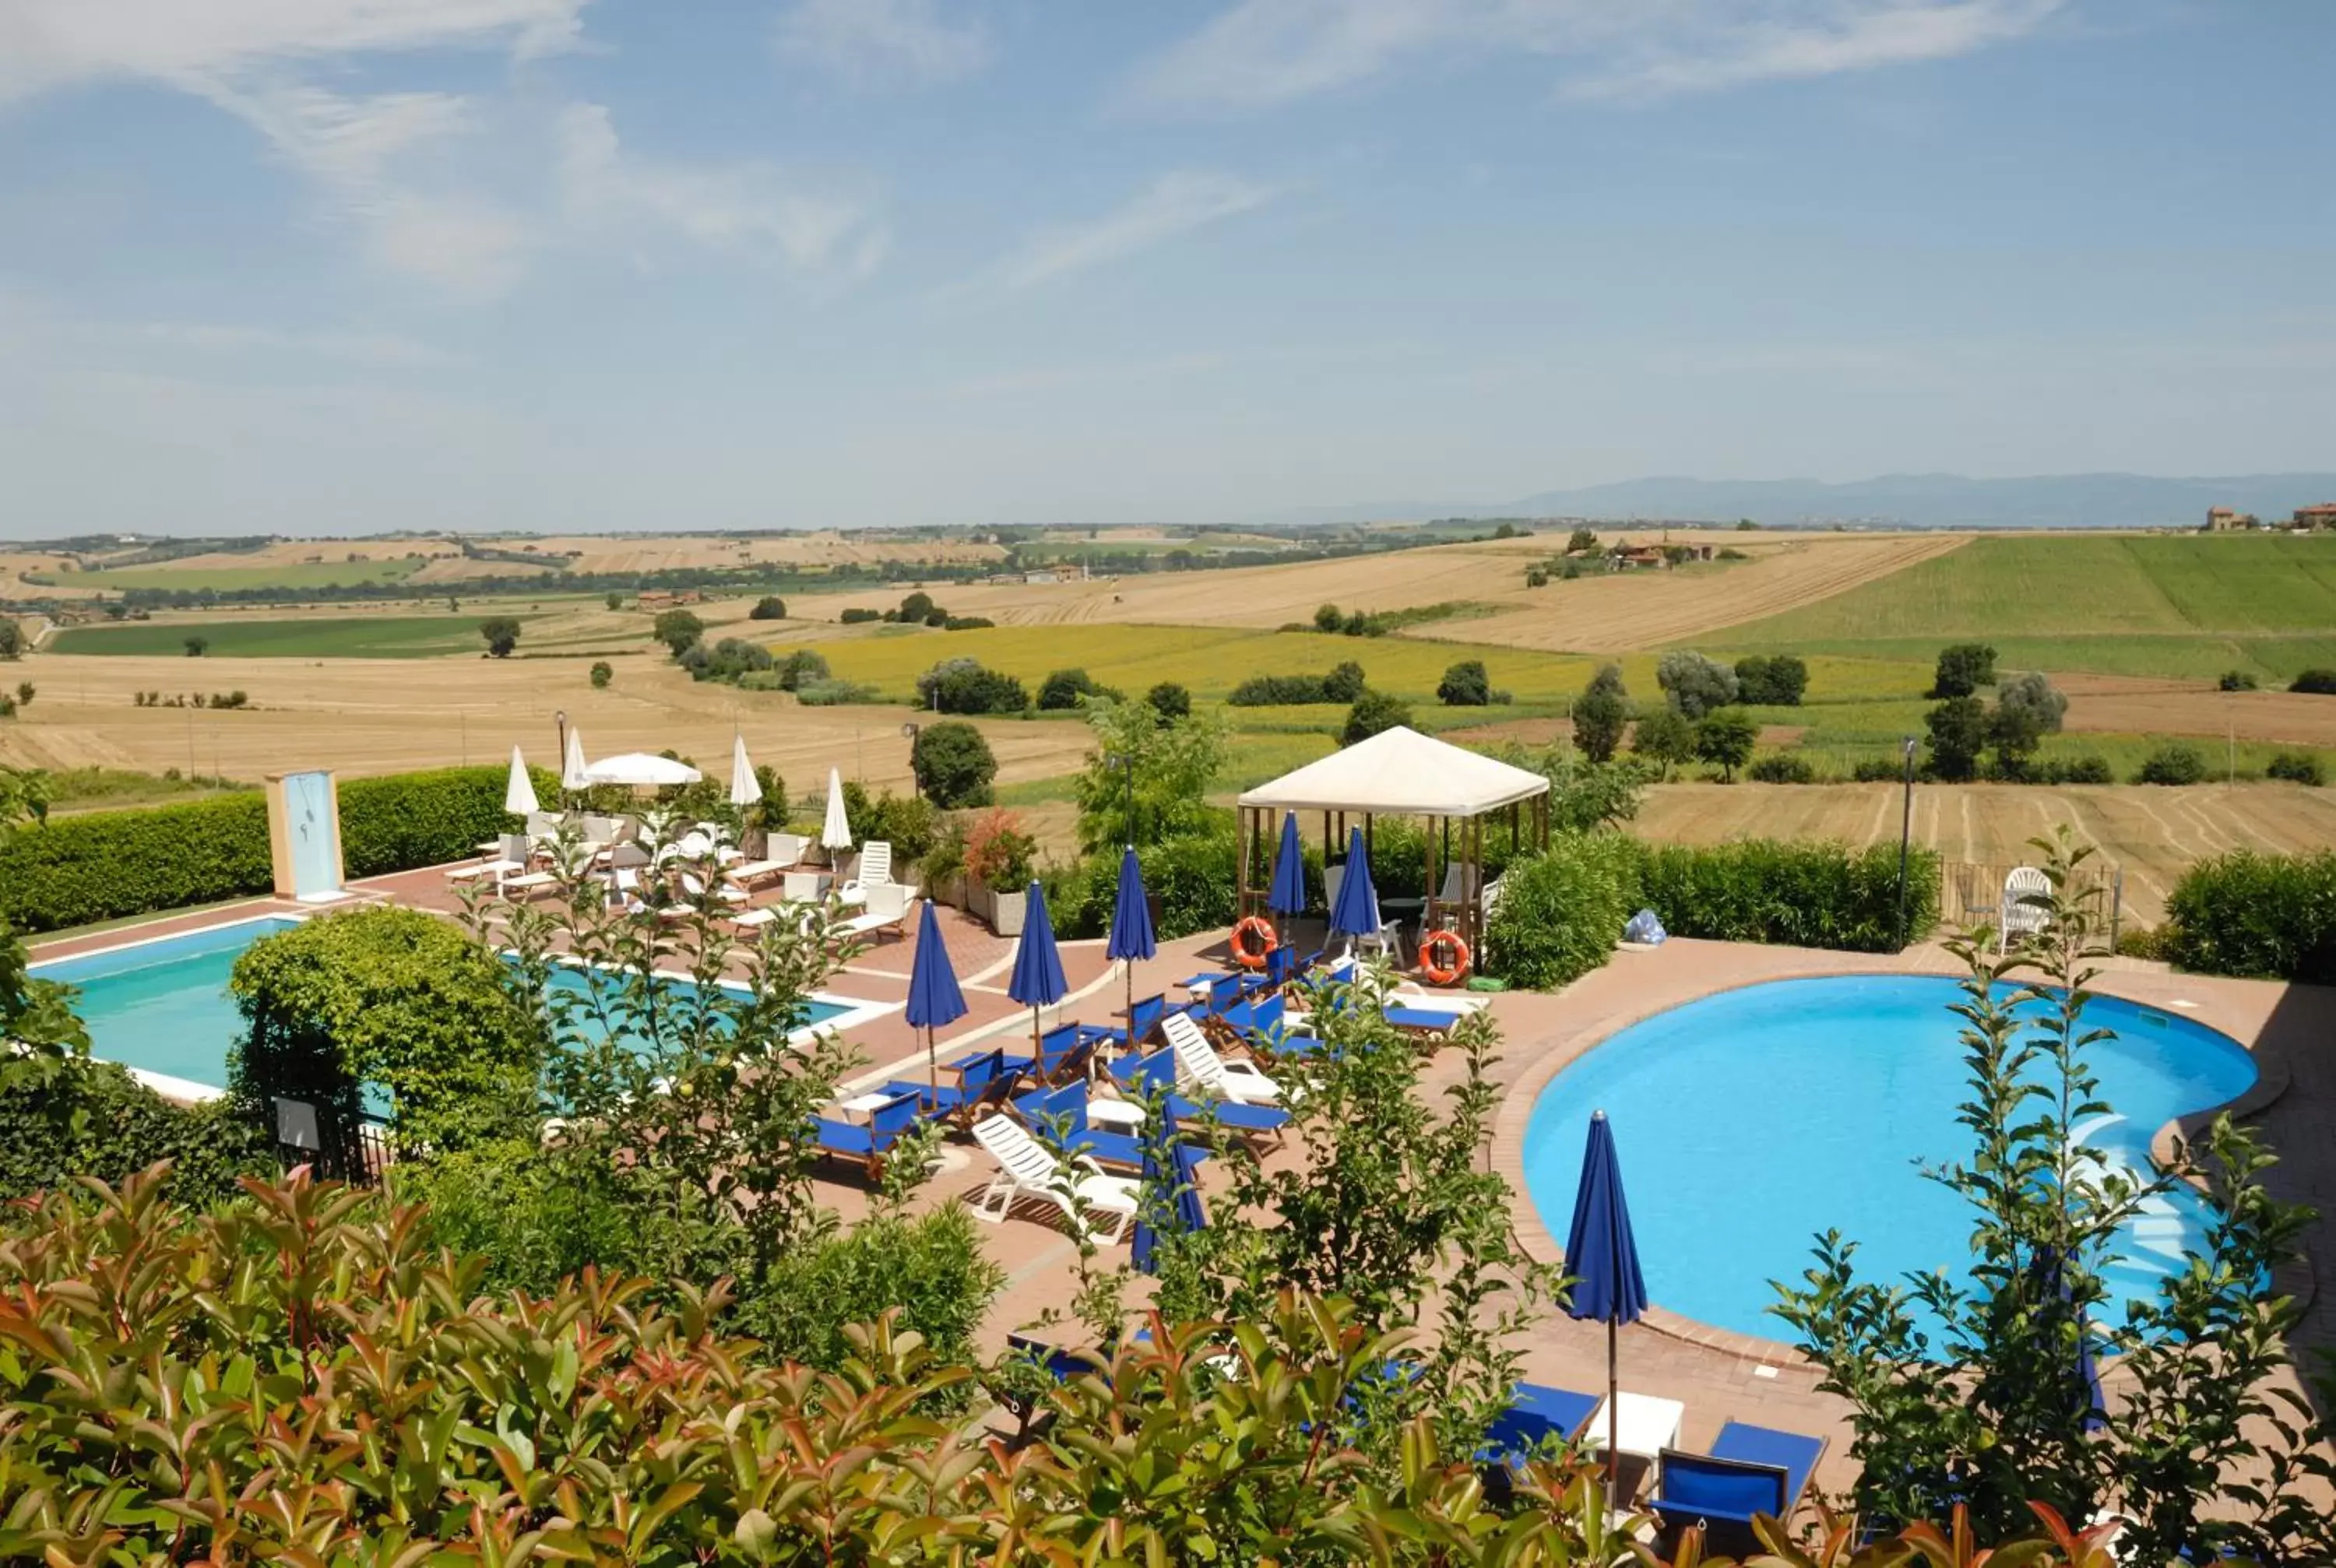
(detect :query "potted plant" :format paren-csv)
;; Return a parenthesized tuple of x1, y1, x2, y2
(964, 807, 1038, 936)
(920, 819, 969, 911)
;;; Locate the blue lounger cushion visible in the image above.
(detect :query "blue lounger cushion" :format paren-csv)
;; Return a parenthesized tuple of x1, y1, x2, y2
(1384, 1004, 1464, 1032)
(813, 1119, 877, 1158)
(1482, 1382, 1599, 1460)
(1652, 1421, 1824, 1548)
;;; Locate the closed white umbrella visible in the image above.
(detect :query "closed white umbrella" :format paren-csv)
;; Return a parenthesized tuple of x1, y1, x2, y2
(729, 733, 762, 809)
(821, 767, 853, 851)
(584, 752, 703, 787)
(561, 726, 589, 792)
(504, 745, 539, 816)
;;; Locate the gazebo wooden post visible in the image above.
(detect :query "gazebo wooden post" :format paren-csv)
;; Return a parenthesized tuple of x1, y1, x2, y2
(1237, 805, 1251, 920)
(1423, 815, 1440, 958)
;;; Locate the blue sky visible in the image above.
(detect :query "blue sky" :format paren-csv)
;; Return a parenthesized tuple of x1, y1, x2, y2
(1, 0, 2330, 536)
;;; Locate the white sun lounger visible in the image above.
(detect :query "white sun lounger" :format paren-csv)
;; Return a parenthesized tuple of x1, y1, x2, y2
(832, 881, 914, 944)
(1164, 1011, 1286, 1106)
(970, 1115, 1138, 1243)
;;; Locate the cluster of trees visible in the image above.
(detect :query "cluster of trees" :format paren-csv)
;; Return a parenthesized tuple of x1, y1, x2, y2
(477, 615, 522, 657)
(916, 656, 1028, 715)
(1310, 602, 1394, 638)
(129, 688, 247, 709)
(1567, 659, 1767, 782)
(1228, 661, 1366, 706)
(1921, 646, 2070, 782)
(1434, 659, 1508, 706)
(0, 619, 20, 659)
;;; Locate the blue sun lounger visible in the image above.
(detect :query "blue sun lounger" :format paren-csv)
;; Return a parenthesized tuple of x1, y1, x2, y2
(1013, 1082, 1145, 1169)
(1651, 1421, 1828, 1559)
(1484, 1382, 1599, 1461)
(811, 1089, 926, 1179)
(996, 1022, 1101, 1085)
(881, 1047, 1026, 1128)
(1107, 1048, 1290, 1140)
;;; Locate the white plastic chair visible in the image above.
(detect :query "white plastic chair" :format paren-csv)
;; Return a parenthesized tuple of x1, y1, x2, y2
(969, 1116, 1138, 1243)
(1164, 1011, 1285, 1106)
(834, 881, 914, 943)
(1999, 866, 2053, 951)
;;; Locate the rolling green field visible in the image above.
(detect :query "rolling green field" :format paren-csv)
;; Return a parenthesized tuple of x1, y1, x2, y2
(51, 558, 431, 592)
(49, 615, 498, 659)
(1719, 534, 2336, 679)
(793, 624, 1935, 709)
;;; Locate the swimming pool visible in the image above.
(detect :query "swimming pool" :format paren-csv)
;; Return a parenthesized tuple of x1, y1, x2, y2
(32, 916, 877, 1100)
(1522, 975, 2258, 1345)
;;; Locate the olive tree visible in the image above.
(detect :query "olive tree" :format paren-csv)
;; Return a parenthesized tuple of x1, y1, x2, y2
(1655, 649, 1738, 718)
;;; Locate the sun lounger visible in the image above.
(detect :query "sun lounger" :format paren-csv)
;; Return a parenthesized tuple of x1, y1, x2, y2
(1013, 1083, 1145, 1169)
(1106, 993, 1173, 1051)
(1163, 1011, 1286, 1106)
(1483, 1382, 1599, 1461)
(885, 1047, 1025, 1129)
(723, 857, 790, 889)
(1104, 1049, 1288, 1141)
(449, 832, 533, 888)
(1651, 1421, 1828, 1559)
(1000, 1021, 1098, 1086)
(969, 1114, 1139, 1243)
(811, 1090, 925, 1180)
(832, 881, 914, 944)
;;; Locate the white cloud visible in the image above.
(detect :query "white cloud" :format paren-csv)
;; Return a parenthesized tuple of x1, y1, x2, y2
(997, 171, 1276, 289)
(555, 103, 885, 272)
(0, 0, 589, 102)
(1127, 0, 2066, 111)
(772, 0, 992, 90)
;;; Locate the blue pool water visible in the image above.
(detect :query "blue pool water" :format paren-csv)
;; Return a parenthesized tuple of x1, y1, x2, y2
(1522, 976, 2257, 1344)
(34, 919, 857, 1093)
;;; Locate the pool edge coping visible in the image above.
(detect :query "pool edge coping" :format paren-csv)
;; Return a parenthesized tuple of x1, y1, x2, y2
(1491, 959, 2307, 1373)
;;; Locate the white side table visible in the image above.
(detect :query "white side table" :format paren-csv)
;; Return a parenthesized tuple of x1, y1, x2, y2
(1086, 1099, 1145, 1130)
(836, 1092, 901, 1123)
(1581, 1391, 1685, 1500)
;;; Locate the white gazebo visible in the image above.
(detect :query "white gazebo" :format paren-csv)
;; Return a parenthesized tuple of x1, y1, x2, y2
(1234, 726, 1551, 954)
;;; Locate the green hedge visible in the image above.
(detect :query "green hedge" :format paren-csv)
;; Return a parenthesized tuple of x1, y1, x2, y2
(1639, 839, 1937, 954)
(0, 793, 273, 933)
(1481, 831, 1644, 990)
(1481, 835, 1939, 990)
(0, 764, 558, 934)
(2163, 849, 2336, 984)
(339, 765, 558, 879)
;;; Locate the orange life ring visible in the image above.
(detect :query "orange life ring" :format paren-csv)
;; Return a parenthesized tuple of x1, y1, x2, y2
(1420, 930, 1471, 986)
(1230, 916, 1279, 970)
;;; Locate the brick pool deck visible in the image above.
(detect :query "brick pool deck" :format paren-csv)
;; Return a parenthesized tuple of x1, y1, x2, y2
(34, 875, 2335, 1504)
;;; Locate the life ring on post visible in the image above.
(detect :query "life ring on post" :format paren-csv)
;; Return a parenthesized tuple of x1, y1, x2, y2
(1230, 916, 1279, 970)
(1420, 930, 1471, 986)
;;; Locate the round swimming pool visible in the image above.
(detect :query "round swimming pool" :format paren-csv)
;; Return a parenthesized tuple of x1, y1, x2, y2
(1522, 975, 2257, 1345)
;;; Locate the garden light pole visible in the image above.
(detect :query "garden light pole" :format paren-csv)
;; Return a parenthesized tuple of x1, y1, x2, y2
(554, 709, 568, 806)
(1895, 736, 1917, 949)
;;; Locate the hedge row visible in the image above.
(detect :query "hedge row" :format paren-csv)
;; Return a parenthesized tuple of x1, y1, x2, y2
(2162, 849, 2336, 985)
(1483, 835, 1940, 990)
(0, 765, 556, 934)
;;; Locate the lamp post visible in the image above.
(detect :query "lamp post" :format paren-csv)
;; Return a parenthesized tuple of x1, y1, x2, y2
(554, 709, 568, 805)
(1895, 735, 1918, 949)
(900, 722, 920, 799)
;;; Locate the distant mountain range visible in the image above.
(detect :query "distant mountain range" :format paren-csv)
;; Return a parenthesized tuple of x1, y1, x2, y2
(1245, 473, 2336, 531)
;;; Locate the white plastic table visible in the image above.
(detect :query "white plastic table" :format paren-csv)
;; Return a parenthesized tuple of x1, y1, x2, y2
(836, 1092, 900, 1122)
(1086, 1099, 1145, 1130)
(1581, 1391, 1684, 1498)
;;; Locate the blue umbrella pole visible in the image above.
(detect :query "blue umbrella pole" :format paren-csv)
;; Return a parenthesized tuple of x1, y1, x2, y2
(927, 1025, 938, 1092)
(1606, 1317, 1620, 1514)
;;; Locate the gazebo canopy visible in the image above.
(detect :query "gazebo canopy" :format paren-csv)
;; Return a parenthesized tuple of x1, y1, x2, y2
(1237, 726, 1550, 818)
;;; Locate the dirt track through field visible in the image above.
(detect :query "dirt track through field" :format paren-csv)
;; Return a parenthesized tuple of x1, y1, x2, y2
(1632, 779, 2336, 925)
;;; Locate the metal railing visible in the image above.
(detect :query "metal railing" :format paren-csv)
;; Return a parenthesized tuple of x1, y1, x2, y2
(1936, 860, 2123, 950)
(274, 1117, 394, 1189)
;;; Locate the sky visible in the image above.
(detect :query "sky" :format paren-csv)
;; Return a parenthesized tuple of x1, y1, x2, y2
(1, 0, 2331, 537)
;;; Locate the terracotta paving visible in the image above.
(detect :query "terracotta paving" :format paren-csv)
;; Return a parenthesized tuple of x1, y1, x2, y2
(33, 866, 2336, 1506)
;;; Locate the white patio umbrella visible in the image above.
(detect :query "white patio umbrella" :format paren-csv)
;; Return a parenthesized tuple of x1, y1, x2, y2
(821, 766, 853, 851)
(583, 752, 703, 787)
(561, 726, 590, 792)
(729, 733, 762, 809)
(503, 744, 539, 816)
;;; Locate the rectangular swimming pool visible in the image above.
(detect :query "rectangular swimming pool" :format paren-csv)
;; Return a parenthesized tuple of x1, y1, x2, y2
(31, 916, 878, 1099)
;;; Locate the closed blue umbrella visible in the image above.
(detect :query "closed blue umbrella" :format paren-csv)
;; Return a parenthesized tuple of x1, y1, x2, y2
(1132, 1105, 1207, 1275)
(905, 898, 968, 1089)
(1327, 825, 1381, 943)
(1268, 814, 1307, 935)
(1008, 880, 1068, 1059)
(1564, 1110, 1648, 1511)
(2035, 1246, 2108, 1433)
(1106, 847, 1156, 1042)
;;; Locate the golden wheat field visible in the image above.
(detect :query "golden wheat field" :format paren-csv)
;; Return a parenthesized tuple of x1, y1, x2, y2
(1631, 780, 2336, 925)
(801, 530, 1971, 654)
(2053, 673, 2336, 747)
(0, 651, 1091, 796)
